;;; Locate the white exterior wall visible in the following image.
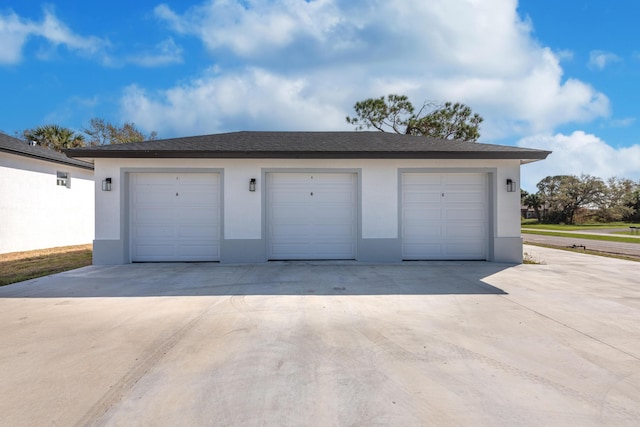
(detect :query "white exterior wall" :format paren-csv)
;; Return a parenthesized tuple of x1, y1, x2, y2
(0, 152, 94, 254)
(92, 157, 523, 263)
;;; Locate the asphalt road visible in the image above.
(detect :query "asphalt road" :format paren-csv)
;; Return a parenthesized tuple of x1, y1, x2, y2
(522, 233, 640, 258)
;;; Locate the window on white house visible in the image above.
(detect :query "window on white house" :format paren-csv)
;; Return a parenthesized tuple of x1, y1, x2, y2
(57, 171, 70, 188)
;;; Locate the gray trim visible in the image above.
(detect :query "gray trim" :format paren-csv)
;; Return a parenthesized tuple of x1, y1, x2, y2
(122, 168, 224, 263)
(262, 168, 361, 260)
(357, 238, 402, 262)
(221, 239, 266, 263)
(92, 239, 126, 265)
(493, 237, 523, 263)
(488, 172, 497, 261)
(398, 168, 495, 261)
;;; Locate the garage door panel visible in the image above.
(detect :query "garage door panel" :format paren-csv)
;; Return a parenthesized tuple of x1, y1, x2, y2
(178, 225, 219, 239)
(270, 243, 311, 259)
(404, 223, 443, 238)
(177, 207, 219, 222)
(268, 190, 310, 204)
(404, 174, 442, 185)
(402, 173, 487, 260)
(404, 207, 442, 221)
(270, 224, 312, 236)
(446, 192, 484, 203)
(403, 189, 441, 202)
(178, 191, 218, 204)
(134, 208, 175, 223)
(444, 208, 485, 221)
(136, 190, 176, 205)
(131, 173, 220, 262)
(135, 225, 177, 239)
(135, 173, 176, 185)
(312, 243, 354, 255)
(445, 174, 484, 185)
(445, 225, 484, 238)
(179, 244, 220, 257)
(178, 173, 218, 184)
(313, 208, 355, 222)
(313, 192, 354, 204)
(313, 223, 355, 237)
(445, 241, 485, 257)
(135, 244, 175, 258)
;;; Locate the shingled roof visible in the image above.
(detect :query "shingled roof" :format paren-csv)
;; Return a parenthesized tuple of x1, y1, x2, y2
(65, 131, 550, 162)
(1, 133, 94, 170)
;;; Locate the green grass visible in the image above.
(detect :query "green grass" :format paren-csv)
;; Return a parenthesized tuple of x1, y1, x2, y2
(521, 221, 640, 231)
(521, 229, 640, 244)
(524, 242, 640, 262)
(0, 245, 92, 286)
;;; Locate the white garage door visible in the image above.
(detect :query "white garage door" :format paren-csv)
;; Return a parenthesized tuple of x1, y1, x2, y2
(402, 173, 488, 260)
(267, 172, 357, 260)
(130, 173, 220, 262)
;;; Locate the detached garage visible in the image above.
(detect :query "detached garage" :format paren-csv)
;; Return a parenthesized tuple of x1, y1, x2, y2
(66, 131, 549, 265)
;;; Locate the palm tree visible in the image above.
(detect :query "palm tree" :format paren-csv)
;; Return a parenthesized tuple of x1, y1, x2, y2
(23, 125, 85, 152)
(523, 192, 543, 222)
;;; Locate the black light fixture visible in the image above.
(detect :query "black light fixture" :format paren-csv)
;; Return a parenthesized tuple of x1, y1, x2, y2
(249, 178, 256, 192)
(506, 179, 516, 192)
(102, 177, 112, 191)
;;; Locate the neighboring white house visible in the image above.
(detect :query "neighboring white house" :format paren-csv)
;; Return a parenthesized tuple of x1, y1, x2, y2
(66, 131, 550, 265)
(0, 133, 94, 254)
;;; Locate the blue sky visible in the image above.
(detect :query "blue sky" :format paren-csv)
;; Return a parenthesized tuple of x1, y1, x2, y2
(1, 0, 639, 191)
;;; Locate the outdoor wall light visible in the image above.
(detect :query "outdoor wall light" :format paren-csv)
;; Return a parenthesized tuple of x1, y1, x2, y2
(249, 178, 256, 192)
(506, 179, 516, 192)
(102, 177, 112, 192)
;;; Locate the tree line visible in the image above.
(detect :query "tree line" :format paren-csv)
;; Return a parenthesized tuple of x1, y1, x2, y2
(522, 175, 640, 224)
(16, 118, 157, 152)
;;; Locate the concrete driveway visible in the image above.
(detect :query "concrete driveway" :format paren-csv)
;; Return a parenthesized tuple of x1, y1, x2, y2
(1, 246, 639, 426)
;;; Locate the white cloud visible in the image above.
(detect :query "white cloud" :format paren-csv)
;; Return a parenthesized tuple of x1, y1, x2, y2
(154, 0, 342, 57)
(139, 0, 609, 139)
(0, 7, 108, 65)
(518, 131, 640, 191)
(0, 10, 30, 63)
(120, 67, 348, 136)
(588, 50, 621, 70)
(126, 38, 183, 67)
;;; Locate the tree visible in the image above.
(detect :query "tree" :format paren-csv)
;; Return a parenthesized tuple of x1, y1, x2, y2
(346, 94, 483, 141)
(83, 118, 157, 146)
(22, 125, 86, 152)
(536, 174, 605, 224)
(593, 177, 636, 222)
(626, 185, 640, 222)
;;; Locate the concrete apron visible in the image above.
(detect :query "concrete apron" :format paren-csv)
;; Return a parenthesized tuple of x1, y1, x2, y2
(0, 248, 638, 426)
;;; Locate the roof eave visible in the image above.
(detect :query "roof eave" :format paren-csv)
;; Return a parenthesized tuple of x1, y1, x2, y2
(2, 147, 94, 170)
(65, 149, 551, 161)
